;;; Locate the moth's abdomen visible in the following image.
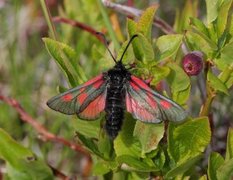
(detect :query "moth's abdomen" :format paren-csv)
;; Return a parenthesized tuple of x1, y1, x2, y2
(105, 85, 125, 139)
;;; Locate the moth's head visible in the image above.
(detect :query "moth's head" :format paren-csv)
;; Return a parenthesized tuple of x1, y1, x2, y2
(96, 32, 138, 65)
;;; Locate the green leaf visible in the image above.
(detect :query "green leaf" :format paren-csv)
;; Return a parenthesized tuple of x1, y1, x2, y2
(134, 121, 164, 155)
(216, 159, 233, 180)
(128, 18, 137, 35)
(226, 73, 233, 88)
(168, 117, 211, 164)
(116, 40, 135, 65)
(154, 34, 183, 61)
(128, 33, 154, 62)
(77, 133, 103, 158)
(174, 0, 198, 33)
(167, 64, 190, 93)
(127, 12, 155, 62)
(7, 159, 54, 180)
(216, 0, 233, 37)
(167, 63, 191, 105)
(218, 63, 233, 84)
(97, 133, 112, 159)
(166, 155, 201, 178)
(71, 118, 101, 139)
(43, 38, 86, 87)
(226, 128, 233, 161)
(190, 17, 210, 38)
(207, 70, 229, 95)
(208, 152, 224, 180)
(205, 0, 220, 24)
(172, 85, 191, 106)
(0, 128, 53, 179)
(127, 172, 150, 180)
(185, 31, 213, 56)
(152, 149, 166, 170)
(219, 41, 233, 68)
(199, 175, 208, 180)
(92, 161, 111, 175)
(137, 6, 158, 40)
(151, 65, 171, 84)
(230, 14, 233, 36)
(191, 27, 218, 50)
(214, 40, 233, 70)
(0, 129, 33, 168)
(117, 155, 159, 172)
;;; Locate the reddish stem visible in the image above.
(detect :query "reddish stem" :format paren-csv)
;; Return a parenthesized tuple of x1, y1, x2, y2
(49, 165, 72, 180)
(52, 16, 105, 44)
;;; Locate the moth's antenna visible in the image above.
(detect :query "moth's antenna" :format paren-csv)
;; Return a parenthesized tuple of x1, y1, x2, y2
(96, 32, 117, 63)
(119, 34, 138, 62)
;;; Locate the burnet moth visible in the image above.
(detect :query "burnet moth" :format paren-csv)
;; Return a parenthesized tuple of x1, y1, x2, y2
(47, 34, 187, 139)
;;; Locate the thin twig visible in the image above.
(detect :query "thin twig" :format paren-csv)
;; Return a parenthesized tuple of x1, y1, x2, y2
(52, 16, 105, 44)
(199, 62, 216, 116)
(101, 0, 175, 34)
(49, 165, 73, 180)
(40, 0, 58, 40)
(0, 170, 2, 180)
(0, 94, 92, 176)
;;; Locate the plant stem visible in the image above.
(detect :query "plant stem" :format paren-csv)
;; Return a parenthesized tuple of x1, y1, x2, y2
(40, 0, 57, 40)
(52, 16, 105, 44)
(199, 83, 215, 116)
(97, 0, 120, 50)
(102, 0, 175, 34)
(199, 61, 215, 116)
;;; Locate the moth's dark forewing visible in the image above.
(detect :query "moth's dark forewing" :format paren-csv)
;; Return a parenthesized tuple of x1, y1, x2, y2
(47, 74, 107, 119)
(47, 86, 85, 115)
(125, 75, 187, 123)
(77, 87, 107, 120)
(149, 90, 187, 122)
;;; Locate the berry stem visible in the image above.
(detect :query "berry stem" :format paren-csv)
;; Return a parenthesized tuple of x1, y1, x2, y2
(199, 83, 215, 116)
(199, 61, 215, 116)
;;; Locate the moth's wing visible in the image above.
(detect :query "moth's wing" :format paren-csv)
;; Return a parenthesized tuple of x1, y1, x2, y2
(47, 74, 107, 120)
(125, 75, 187, 123)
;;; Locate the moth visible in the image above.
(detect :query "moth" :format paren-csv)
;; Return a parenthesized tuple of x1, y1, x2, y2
(47, 34, 187, 139)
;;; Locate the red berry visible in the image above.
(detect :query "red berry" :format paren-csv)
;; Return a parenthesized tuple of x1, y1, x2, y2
(182, 51, 203, 76)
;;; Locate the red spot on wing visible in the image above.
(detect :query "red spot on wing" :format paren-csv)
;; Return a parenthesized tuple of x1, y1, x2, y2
(160, 100, 172, 109)
(77, 92, 88, 104)
(131, 76, 151, 91)
(79, 93, 106, 119)
(62, 94, 73, 102)
(83, 74, 103, 86)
